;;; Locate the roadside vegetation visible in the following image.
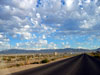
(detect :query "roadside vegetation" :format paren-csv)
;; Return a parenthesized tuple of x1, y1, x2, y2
(41, 59, 49, 63)
(0, 53, 78, 69)
(90, 51, 100, 59)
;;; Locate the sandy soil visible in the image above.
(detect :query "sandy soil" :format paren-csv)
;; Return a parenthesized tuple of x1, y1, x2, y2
(0, 57, 72, 75)
(0, 64, 44, 75)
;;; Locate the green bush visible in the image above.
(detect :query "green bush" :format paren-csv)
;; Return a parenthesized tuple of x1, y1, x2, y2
(16, 64, 21, 67)
(41, 59, 49, 63)
(51, 58, 56, 61)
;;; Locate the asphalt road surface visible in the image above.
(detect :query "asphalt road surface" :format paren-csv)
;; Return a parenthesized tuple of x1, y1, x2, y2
(11, 54, 100, 75)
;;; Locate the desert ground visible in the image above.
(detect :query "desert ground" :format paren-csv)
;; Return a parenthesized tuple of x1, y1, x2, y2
(0, 52, 78, 75)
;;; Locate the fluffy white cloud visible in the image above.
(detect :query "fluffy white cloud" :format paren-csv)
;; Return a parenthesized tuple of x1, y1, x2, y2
(0, 34, 3, 39)
(0, 34, 10, 50)
(0, 0, 100, 50)
(80, 19, 96, 29)
(14, 40, 58, 50)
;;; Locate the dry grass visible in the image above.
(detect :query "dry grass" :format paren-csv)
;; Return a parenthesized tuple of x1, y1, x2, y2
(0, 53, 78, 69)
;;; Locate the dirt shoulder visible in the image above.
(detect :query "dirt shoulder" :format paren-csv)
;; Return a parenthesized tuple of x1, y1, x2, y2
(0, 57, 70, 75)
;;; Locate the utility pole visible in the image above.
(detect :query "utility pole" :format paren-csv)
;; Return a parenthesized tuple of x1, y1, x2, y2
(25, 55, 28, 64)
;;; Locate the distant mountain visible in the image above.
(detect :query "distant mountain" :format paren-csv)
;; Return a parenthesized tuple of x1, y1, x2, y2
(0, 49, 37, 54)
(95, 48, 100, 51)
(0, 48, 94, 54)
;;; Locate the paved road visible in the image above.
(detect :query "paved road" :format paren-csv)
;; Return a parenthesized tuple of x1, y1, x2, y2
(11, 54, 100, 75)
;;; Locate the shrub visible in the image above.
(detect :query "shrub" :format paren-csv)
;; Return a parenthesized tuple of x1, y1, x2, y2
(7, 58, 11, 62)
(16, 64, 21, 67)
(2, 57, 7, 61)
(51, 58, 56, 61)
(41, 59, 49, 63)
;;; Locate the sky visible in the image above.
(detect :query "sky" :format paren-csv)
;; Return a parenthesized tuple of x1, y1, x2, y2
(0, 0, 100, 50)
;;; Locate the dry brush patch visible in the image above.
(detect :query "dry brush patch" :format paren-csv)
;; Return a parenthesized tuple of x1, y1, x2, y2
(0, 53, 77, 69)
(89, 51, 100, 59)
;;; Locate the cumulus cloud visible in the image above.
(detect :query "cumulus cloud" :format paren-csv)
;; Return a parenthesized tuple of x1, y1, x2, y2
(0, 33, 10, 50)
(14, 40, 58, 50)
(0, 0, 100, 50)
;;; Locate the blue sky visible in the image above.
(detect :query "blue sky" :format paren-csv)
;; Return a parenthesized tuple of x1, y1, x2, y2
(0, 0, 100, 50)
